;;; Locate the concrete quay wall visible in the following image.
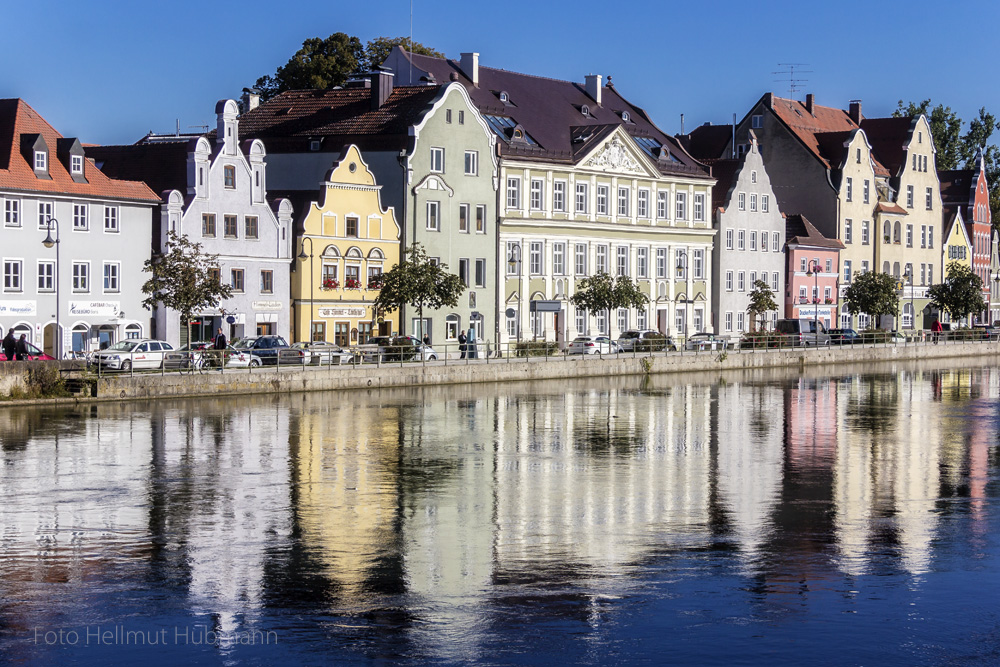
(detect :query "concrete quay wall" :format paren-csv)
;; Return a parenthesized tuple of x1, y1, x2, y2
(81, 340, 1000, 402)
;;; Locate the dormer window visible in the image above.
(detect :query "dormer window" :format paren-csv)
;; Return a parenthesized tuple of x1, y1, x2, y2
(34, 151, 47, 171)
(581, 104, 590, 117)
(224, 165, 236, 189)
(309, 140, 321, 151)
(71, 155, 83, 174)
(621, 111, 631, 123)
(499, 91, 509, 104)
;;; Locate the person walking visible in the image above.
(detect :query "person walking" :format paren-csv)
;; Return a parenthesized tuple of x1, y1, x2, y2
(211, 327, 228, 368)
(2, 329, 15, 360)
(932, 318, 943, 344)
(14, 334, 28, 361)
(458, 330, 467, 359)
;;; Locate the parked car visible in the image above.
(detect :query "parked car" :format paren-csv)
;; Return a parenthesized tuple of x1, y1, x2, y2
(231, 335, 292, 365)
(355, 336, 435, 363)
(92, 339, 175, 371)
(775, 318, 831, 346)
(166, 342, 264, 369)
(396, 335, 440, 361)
(568, 336, 614, 355)
(617, 329, 673, 352)
(290, 341, 355, 365)
(828, 328, 862, 344)
(0, 340, 55, 361)
(684, 333, 729, 351)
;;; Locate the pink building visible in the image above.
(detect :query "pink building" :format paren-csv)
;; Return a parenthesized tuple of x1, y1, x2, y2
(785, 215, 844, 328)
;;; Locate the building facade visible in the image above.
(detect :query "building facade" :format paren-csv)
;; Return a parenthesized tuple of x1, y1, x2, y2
(1, 99, 159, 356)
(784, 215, 843, 328)
(292, 145, 401, 344)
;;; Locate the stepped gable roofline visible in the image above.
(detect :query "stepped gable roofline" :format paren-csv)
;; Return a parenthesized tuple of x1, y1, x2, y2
(859, 116, 919, 176)
(393, 48, 709, 178)
(0, 98, 159, 203)
(235, 86, 442, 149)
(785, 213, 845, 249)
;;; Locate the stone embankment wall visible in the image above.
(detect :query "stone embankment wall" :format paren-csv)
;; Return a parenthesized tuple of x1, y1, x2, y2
(76, 340, 1000, 403)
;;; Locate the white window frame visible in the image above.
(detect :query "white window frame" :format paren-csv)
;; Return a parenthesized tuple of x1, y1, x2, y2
(597, 185, 609, 215)
(636, 247, 648, 279)
(616, 245, 628, 276)
(430, 146, 445, 173)
(530, 178, 543, 211)
(725, 271, 733, 291)
(617, 186, 630, 217)
(529, 242, 543, 275)
(37, 260, 54, 292)
(72, 261, 89, 292)
(725, 229, 734, 250)
(657, 191, 669, 219)
(575, 243, 587, 275)
(692, 249, 704, 279)
(73, 203, 88, 231)
(637, 189, 650, 218)
(4, 198, 20, 227)
(103, 261, 120, 293)
(553, 243, 565, 275)
(3, 259, 22, 292)
(104, 205, 119, 233)
(675, 192, 687, 220)
(575, 182, 588, 214)
(507, 177, 521, 209)
(656, 248, 667, 279)
(553, 180, 566, 212)
(464, 150, 478, 176)
(596, 245, 608, 274)
(71, 154, 83, 174)
(426, 200, 440, 231)
(694, 193, 705, 221)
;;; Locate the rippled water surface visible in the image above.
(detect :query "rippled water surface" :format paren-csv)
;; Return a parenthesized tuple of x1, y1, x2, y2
(1, 361, 999, 665)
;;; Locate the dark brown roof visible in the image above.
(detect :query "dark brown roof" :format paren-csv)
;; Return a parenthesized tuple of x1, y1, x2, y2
(785, 214, 845, 250)
(236, 86, 443, 152)
(859, 117, 915, 175)
(0, 98, 159, 203)
(703, 158, 740, 211)
(396, 50, 708, 178)
(938, 169, 975, 206)
(676, 124, 733, 160)
(86, 139, 192, 198)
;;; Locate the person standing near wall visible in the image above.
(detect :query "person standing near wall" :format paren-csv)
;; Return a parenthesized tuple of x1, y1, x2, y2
(1, 330, 15, 360)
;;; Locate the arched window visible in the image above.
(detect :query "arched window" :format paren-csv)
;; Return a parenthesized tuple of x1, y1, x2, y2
(883, 221, 891, 242)
(893, 221, 901, 243)
(321, 245, 340, 258)
(125, 323, 142, 340)
(883, 261, 890, 274)
(445, 314, 460, 341)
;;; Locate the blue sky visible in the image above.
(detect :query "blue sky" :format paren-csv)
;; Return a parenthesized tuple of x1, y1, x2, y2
(4, 0, 999, 146)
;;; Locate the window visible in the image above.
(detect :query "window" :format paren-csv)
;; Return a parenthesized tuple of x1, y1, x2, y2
(446, 109, 452, 124)
(68, 154, 83, 174)
(34, 151, 47, 171)
(738, 192, 746, 211)
(928, 264, 933, 284)
(750, 231, 757, 251)
(209, 267, 221, 285)
(576, 183, 589, 213)
(231, 269, 244, 292)
(825, 258, 832, 273)
(618, 186, 630, 216)
(575, 243, 587, 275)
(553, 243, 565, 275)
(906, 185, 914, 208)
(103, 206, 119, 232)
(458, 258, 469, 285)
(529, 242, 543, 275)
(506, 242, 520, 276)
(4, 198, 20, 227)
(861, 260, 869, 274)
(773, 233, 780, 252)
(459, 204, 470, 233)
(637, 310, 647, 330)
(799, 286, 807, 301)
(553, 181, 566, 212)
(771, 272, 779, 291)
(530, 179, 543, 210)
(846, 177, 853, 202)
(224, 214, 238, 238)
(476, 205, 486, 233)
(507, 178, 521, 209)
(863, 179, 870, 204)
(596, 245, 608, 274)
(426, 201, 440, 231)
(861, 220, 869, 245)
(676, 250, 687, 279)
(617, 309, 628, 333)
(725, 229, 734, 250)
(906, 224, 912, 247)
(656, 248, 667, 279)
(636, 247, 648, 278)
(725, 312, 733, 331)
(751, 114, 763, 129)
(37, 261, 54, 291)
(844, 219, 853, 244)
(750, 193, 758, 212)
(657, 191, 669, 219)
(638, 189, 650, 218)
(737, 229, 746, 251)
(921, 225, 927, 248)
(617, 246, 628, 276)
(73, 203, 88, 230)
(430, 147, 445, 173)
(3, 260, 21, 292)
(675, 192, 687, 220)
(800, 257, 807, 272)
(260, 270, 273, 294)
(103, 262, 119, 292)
(475, 259, 486, 288)
(202, 213, 216, 237)
(575, 307, 586, 334)
(928, 226, 934, 248)
(761, 195, 769, 213)
(596, 310, 607, 335)
(459, 110, 465, 124)
(72, 262, 89, 291)
(761, 231, 769, 252)
(736, 312, 745, 332)
(737, 271, 745, 292)
(37, 201, 53, 228)
(597, 185, 609, 215)
(694, 193, 705, 221)
(245, 215, 259, 239)
(926, 187, 933, 210)
(224, 165, 236, 188)
(725, 271, 733, 291)
(692, 249, 704, 279)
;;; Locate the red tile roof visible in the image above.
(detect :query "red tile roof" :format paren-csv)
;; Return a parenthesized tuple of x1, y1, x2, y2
(0, 98, 159, 203)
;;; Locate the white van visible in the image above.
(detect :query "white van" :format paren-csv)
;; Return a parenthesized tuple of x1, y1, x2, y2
(775, 319, 831, 346)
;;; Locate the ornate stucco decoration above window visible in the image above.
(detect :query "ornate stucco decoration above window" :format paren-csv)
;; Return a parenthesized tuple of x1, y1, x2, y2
(585, 137, 643, 174)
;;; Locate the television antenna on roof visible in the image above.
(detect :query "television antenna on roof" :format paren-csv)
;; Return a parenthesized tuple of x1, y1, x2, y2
(772, 63, 812, 97)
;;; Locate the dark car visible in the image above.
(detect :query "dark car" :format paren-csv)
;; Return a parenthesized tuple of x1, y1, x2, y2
(231, 335, 290, 365)
(828, 328, 861, 344)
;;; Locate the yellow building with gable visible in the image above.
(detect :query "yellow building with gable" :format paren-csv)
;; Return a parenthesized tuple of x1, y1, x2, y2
(293, 145, 401, 345)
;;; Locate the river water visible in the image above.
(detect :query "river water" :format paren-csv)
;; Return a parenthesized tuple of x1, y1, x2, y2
(1, 360, 998, 666)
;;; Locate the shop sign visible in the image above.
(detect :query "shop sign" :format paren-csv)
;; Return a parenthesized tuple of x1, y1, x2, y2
(318, 307, 367, 318)
(0, 300, 37, 316)
(68, 301, 120, 317)
(252, 300, 283, 311)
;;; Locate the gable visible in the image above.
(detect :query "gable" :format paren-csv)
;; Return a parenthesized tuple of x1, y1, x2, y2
(577, 129, 661, 178)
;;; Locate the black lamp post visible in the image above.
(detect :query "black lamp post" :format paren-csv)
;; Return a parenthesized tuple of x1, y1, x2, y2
(41, 218, 61, 359)
(507, 243, 522, 344)
(806, 259, 821, 336)
(298, 237, 314, 342)
(676, 249, 688, 340)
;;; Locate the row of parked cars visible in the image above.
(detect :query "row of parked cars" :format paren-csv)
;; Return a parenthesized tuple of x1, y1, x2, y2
(567, 330, 731, 355)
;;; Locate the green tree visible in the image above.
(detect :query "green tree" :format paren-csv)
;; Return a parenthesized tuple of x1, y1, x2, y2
(253, 33, 444, 101)
(928, 261, 987, 324)
(570, 273, 649, 333)
(843, 271, 899, 328)
(371, 242, 465, 333)
(141, 231, 233, 346)
(363, 36, 444, 70)
(746, 279, 778, 332)
(894, 99, 962, 168)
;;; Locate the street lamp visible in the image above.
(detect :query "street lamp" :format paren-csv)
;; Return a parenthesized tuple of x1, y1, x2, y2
(903, 268, 914, 330)
(993, 273, 999, 324)
(41, 218, 61, 360)
(298, 236, 314, 342)
(676, 249, 688, 341)
(507, 243, 522, 344)
(805, 259, 821, 336)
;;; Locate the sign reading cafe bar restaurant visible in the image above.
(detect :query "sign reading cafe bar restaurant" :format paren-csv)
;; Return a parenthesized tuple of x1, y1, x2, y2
(0, 300, 37, 316)
(68, 301, 121, 317)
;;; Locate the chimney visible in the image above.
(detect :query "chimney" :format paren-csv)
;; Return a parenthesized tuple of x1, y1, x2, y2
(849, 100, 862, 125)
(241, 88, 260, 112)
(460, 52, 479, 87)
(370, 69, 394, 110)
(805, 93, 815, 115)
(585, 74, 602, 106)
